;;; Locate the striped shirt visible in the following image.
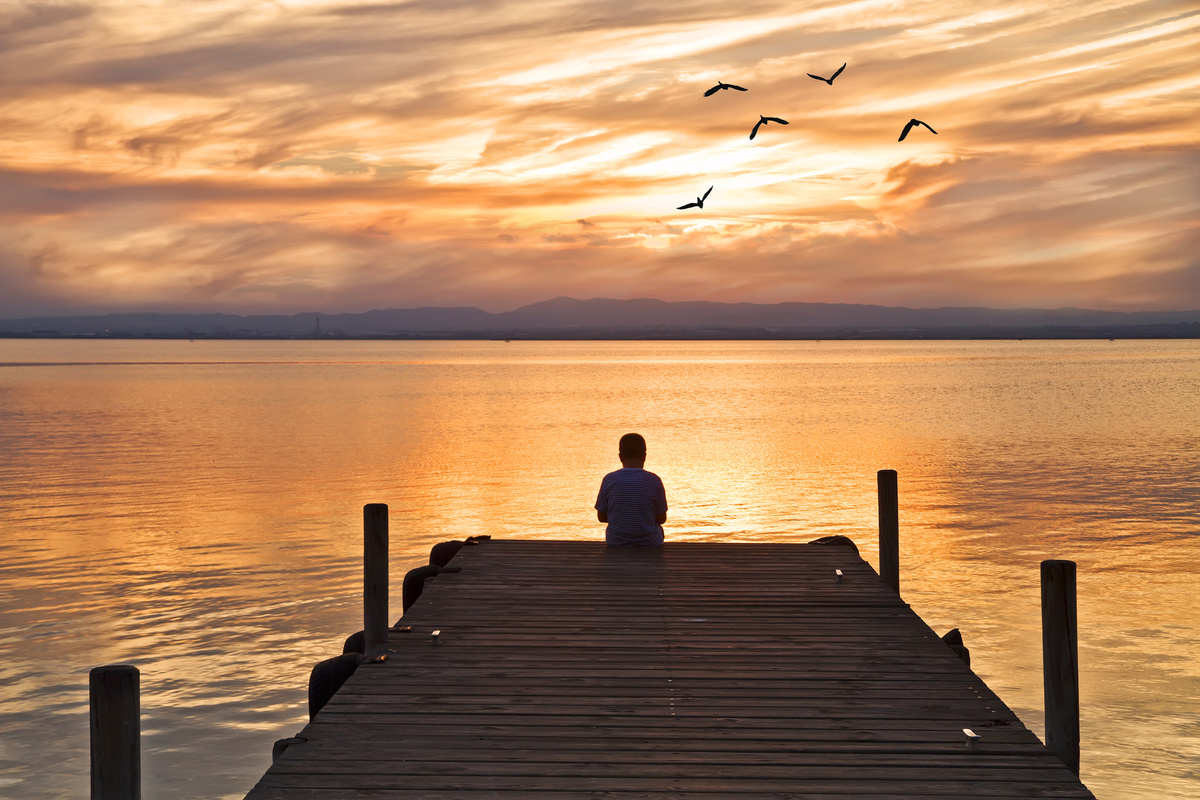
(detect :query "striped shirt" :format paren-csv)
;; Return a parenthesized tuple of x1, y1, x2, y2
(595, 467, 668, 547)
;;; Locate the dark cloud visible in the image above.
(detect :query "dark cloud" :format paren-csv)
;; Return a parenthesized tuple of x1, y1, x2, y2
(121, 111, 234, 164)
(0, 253, 55, 317)
(0, 2, 93, 37)
(71, 113, 113, 150)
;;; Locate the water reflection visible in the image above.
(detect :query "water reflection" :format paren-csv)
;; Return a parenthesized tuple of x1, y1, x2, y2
(0, 340, 1197, 798)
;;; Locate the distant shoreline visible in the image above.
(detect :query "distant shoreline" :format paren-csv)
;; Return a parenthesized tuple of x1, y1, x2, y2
(3, 324, 1198, 341)
(4, 298, 1199, 340)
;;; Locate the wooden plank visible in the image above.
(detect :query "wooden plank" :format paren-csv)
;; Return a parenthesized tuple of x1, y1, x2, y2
(335, 687, 1010, 701)
(255, 775, 1095, 796)
(244, 540, 1095, 800)
(249, 792, 1091, 800)
(286, 737, 1054, 754)
(263, 760, 1083, 781)
(304, 717, 1032, 737)
(272, 749, 1070, 768)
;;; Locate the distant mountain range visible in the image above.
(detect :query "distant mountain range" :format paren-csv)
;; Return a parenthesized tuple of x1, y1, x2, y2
(3, 297, 1200, 339)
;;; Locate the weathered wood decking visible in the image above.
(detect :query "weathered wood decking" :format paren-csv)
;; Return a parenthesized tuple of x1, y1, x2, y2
(247, 539, 1095, 799)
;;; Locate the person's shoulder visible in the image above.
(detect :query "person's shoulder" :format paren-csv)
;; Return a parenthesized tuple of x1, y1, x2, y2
(638, 470, 665, 488)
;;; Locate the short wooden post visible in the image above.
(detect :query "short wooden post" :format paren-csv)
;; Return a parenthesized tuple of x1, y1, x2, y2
(877, 469, 899, 595)
(1041, 559, 1080, 774)
(90, 664, 140, 800)
(363, 503, 389, 657)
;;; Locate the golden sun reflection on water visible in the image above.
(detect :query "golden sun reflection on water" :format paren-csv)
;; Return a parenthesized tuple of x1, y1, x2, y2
(0, 339, 1197, 799)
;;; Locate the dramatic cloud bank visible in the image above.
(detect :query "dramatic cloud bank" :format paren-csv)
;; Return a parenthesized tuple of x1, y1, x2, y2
(1, 0, 1197, 315)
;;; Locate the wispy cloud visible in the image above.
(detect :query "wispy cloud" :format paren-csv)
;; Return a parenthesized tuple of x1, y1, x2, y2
(0, 0, 1197, 316)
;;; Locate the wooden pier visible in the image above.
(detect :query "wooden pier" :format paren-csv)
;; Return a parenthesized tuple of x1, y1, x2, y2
(245, 539, 1094, 799)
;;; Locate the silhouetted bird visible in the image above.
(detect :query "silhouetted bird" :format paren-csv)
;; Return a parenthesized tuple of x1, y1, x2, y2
(677, 186, 713, 210)
(704, 81, 747, 97)
(807, 63, 846, 85)
(749, 115, 789, 140)
(898, 118, 937, 141)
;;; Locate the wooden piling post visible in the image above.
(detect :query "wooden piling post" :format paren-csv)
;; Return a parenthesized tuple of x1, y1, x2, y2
(1041, 559, 1080, 774)
(363, 503, 389, 657)
(877, 469, 899, 595)
(90, 664, 140, 800)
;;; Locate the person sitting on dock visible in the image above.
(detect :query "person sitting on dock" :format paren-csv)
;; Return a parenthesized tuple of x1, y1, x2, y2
(595, 433, 668, 547)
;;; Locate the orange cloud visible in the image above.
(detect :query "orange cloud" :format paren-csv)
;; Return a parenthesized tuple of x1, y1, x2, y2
(1, 0, 1198, 316)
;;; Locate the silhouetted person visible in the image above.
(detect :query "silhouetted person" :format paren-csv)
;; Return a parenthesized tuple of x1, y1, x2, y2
(595, 433, 668, 547)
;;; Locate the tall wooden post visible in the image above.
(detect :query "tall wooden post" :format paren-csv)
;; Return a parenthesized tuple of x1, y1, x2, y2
(1041, 559, 1080, 774)
(877, 469, 899, 595)
(90, 665, 140, 800)
(363, 503, 389, 657)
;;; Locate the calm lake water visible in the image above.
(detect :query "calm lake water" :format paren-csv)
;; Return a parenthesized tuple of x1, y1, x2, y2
(0, 339, 1197, 799)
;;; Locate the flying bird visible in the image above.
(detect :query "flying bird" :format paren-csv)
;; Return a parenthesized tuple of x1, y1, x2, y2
(704, 81, 747, 97)
(807, 63, 846, 85)
(749, 115, 789, 140)
(898, 118, 937, 141)
(677, 186, 713, 210)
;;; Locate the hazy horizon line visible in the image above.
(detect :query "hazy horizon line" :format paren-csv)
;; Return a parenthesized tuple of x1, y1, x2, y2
(7, 295, 1200, 322)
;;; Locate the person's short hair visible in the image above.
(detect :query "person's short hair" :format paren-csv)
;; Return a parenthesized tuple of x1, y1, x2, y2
(618, 433, 647, 458)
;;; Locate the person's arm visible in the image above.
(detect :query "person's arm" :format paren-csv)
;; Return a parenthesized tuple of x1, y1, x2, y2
(596, 478, 608, 523)
(655, 511, 666, 525)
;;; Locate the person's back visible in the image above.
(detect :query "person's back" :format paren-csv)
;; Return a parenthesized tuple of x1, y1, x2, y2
(595, 433, 668, 547)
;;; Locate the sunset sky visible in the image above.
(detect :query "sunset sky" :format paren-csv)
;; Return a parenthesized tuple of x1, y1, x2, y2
(1, 0, 1197, 317)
